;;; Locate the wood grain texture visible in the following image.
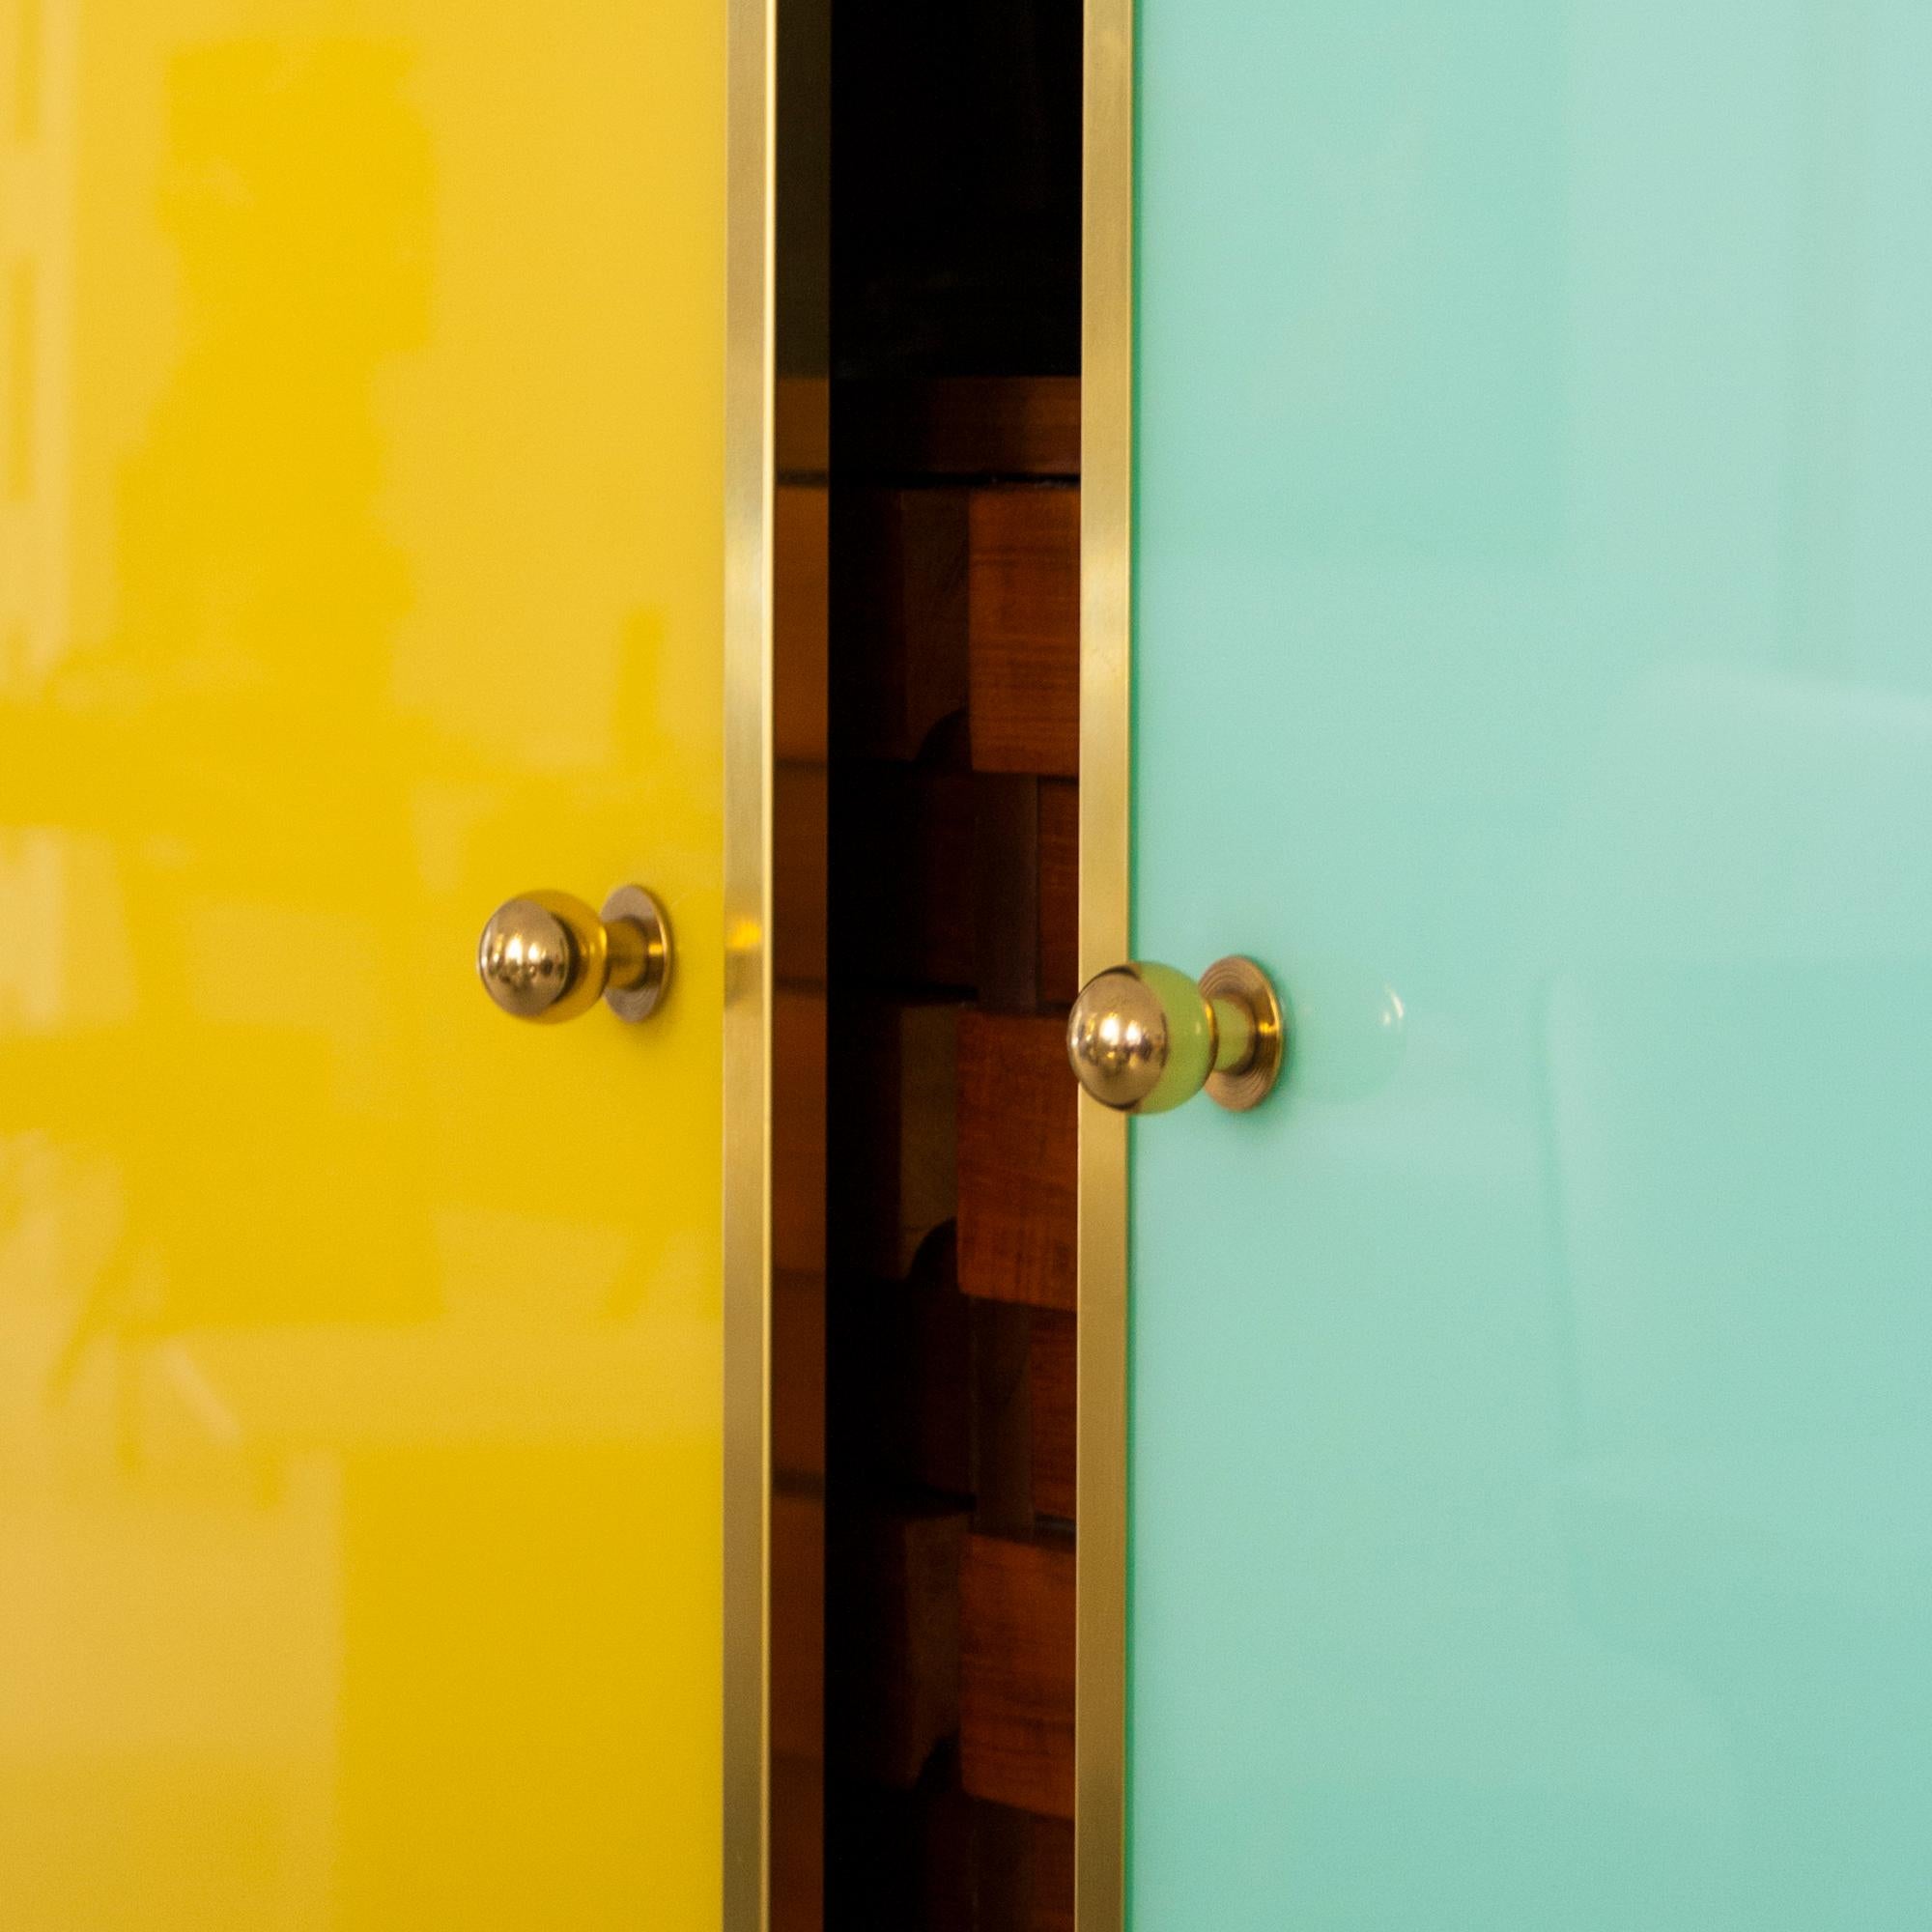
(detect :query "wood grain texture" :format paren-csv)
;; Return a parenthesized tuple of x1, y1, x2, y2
(1036, 778, 1078, 1008)
(831, 998, 959, 1279)
(774, 988, 827, 1279)
(956, 1010, 1077, 1311)
(834, 488, 969, 762)
(772, 1751, 824, 1932)
(971, 1803, 1073, 1932)
(1030, 1815, 1074, 1932)
(971, 1296, 1036, 1539)
(1029, 1310, 1076, 1524)
(777, 375, 830, 476)
(774, 1269, 827, 1485)
(838, 377, 1080, 480)
(959, 1534, 1076, 1819)
(973, 773, 1042, 1012)
(968, 488, 1079, 777)
(775, 758, 827, 988)
(773, 1491, 826, 1765)
(776, 482, 829, 761)
(837, 768, 1073, 1008)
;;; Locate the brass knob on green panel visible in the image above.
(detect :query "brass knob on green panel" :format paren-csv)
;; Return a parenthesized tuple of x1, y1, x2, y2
(1066, 956, 1286, 1114)
(477, 885, 671, 1025)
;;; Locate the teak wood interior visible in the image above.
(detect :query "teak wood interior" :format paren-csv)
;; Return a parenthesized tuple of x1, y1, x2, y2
(756, 2, 1090, 1922)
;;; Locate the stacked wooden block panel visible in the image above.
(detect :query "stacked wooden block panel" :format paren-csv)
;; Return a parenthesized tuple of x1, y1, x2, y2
(825, 381, 1079, 1929)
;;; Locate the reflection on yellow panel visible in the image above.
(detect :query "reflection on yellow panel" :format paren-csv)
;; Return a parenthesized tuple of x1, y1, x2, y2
(0, 4, 725, 1925)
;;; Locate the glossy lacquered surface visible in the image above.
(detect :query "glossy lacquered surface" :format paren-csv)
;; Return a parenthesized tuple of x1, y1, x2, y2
(1132, 6, 1932, 1926)
(0, 6, 724, 1924)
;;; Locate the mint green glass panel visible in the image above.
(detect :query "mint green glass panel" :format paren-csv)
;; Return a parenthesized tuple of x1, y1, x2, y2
(1130, 5, 1932, 1926)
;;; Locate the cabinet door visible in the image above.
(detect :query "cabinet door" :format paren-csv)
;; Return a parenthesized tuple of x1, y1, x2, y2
(0, 6, 734, 1924)
(1128, 6, 1932, 1926)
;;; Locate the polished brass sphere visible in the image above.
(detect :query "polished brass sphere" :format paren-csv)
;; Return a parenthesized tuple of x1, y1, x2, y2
(1065, 968, 1171, 1111)
(477, 896, 580, 1019)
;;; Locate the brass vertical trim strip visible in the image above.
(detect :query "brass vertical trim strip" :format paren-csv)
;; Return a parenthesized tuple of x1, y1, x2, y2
(723, 0, 776, 1924)
(1079, 0, 1134, 1925)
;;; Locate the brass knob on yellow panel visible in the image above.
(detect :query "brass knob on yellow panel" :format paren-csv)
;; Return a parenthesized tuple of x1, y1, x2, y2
(477, 885, 671, 1025)
(1066, 956, 1286, 1114)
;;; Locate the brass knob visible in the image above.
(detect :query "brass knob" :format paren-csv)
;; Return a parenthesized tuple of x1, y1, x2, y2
(477, 885, 671, 1025)
(1066, 955, 1286, 1114)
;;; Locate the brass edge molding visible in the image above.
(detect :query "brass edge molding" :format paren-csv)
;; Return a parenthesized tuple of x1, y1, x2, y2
(1079, 0, 1134, 1925)
(723, 0, 776, 1925)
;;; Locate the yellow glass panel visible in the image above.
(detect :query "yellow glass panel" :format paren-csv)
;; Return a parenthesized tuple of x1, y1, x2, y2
(0, 4, 725, 1924)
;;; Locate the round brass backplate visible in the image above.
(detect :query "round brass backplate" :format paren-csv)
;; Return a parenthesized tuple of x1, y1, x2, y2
(1199, 955, 1287, 1112)
(600, 884, 672, 1023)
